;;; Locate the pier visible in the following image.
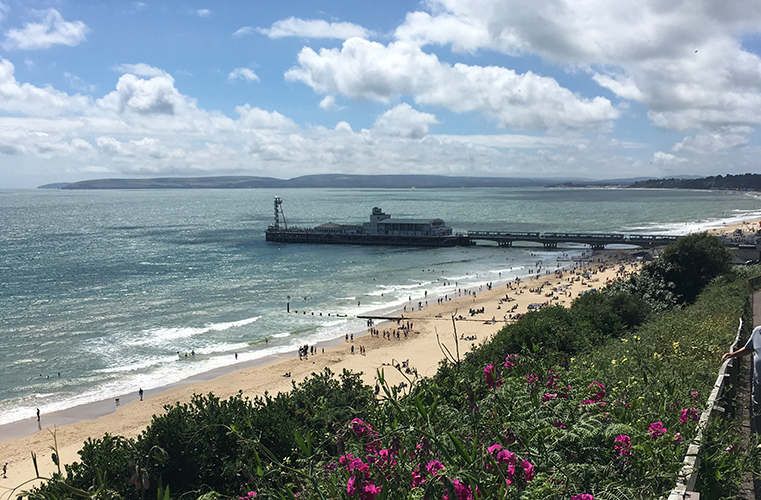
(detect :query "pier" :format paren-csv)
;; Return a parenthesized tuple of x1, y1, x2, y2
(464, 231, 679, 249)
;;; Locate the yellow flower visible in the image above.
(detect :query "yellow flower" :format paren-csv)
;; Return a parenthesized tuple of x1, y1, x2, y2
(621, 356, 628, 364)
(653, 352, 662, 360)
(621, 338, 628, 343)
(611, 359, 617, 365)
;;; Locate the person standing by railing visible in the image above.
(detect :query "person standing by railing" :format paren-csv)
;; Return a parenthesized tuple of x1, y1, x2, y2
(722, 324, 761, 431)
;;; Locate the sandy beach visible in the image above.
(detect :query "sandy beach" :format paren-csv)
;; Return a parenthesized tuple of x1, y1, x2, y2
(0, 248, 643, 494)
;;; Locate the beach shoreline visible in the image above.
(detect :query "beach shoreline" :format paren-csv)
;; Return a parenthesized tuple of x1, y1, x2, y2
(0, 245, 645, 493)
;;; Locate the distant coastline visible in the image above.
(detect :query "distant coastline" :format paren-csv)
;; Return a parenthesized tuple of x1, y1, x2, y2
(38, 174, 647, 190)
(38, 172, 761, 191)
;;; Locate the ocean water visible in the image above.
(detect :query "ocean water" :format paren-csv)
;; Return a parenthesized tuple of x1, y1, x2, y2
(1, 187, 760, 426)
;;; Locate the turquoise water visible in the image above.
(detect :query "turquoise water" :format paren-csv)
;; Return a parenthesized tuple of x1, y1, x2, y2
(1, 187, 759, 425)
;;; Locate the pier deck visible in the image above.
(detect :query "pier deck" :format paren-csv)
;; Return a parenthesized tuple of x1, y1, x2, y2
(465, 231, 679, 249)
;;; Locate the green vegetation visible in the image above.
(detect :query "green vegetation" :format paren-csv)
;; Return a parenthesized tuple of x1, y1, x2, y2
(630, 173, 761, 191)
(20, 234, 760, 500)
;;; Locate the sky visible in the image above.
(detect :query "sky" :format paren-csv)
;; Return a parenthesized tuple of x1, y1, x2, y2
(1, 0, 760, 188)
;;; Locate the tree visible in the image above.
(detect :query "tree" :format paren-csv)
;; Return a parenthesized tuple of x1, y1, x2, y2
(645, 232, 733, 304)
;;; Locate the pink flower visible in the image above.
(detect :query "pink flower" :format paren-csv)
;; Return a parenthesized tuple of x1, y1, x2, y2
(347, 475, 357, 496)
(690, 391, 699, 402)
(484, 364, 501, 389)
(496, 449, 516, 466)
(363, 483, 381, 500)
(504, 354, 519, 369)
(679, 407, 698, 424)
(526, 373, 538, 385)
(543, 392, 558, 402)
(614, 434, 632, 456)
(339, 453, 356, 467)
(553, 420, 566, 429)
(351, 418, 374, 437)
(452, 478, 474, 500)
(238, 493, 257, 500)
(411, 467, 424, 487)
(571, 495, 594, 500)
(506, 464, 515, 485)
(426, 459, 445, 476)
(522, 459, 534, 481)
(649, 421, 667, 439)
(674, 432, 683, 444)
(546, 369, 559, 388)
(487, 443, 502, 454)
(346, 457, 369, 475)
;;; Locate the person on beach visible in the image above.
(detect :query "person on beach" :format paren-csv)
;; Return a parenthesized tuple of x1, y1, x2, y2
(139, 388, 144, 401)
(3, 461, 7, 478)
(723, 325, 761, 429)
(36, 408, 40, 422)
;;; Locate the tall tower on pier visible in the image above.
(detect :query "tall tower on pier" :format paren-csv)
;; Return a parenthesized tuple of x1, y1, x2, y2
(273, 196, 287, 229)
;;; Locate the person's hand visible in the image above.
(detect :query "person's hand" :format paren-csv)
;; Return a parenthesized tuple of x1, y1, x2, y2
(722, 352, 732, 361)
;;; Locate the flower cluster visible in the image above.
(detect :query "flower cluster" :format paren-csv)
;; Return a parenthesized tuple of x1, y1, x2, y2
(504, 353, 519, 370)
(484, 363, 501, 389)
(340, 454, 381, 500)
(648, 421, 667, 439)
(486, 443, 534, 485)
(582, 381, 605, 405)
(679, 407, 698, 424)
(614, 434, 632, 456)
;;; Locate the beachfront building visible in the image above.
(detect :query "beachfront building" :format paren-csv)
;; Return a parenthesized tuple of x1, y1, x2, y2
(363, 207, 453, 237)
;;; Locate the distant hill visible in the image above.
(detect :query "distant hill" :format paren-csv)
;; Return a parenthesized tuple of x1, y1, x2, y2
(630, 174, 761, 190)
(40, 174, 652, 190)
(43, 174, 548, 190)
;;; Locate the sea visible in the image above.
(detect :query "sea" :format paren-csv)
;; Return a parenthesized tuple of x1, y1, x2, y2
(1, 187, 760, 428)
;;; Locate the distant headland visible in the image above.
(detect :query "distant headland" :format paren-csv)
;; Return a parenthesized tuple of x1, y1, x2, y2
(37, 174, 639, 190)
(36, 172, 761, 190)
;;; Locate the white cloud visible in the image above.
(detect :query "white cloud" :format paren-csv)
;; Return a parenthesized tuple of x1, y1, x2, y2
(319, 96, 343, 111)
(228, 67, 260, 82)
(1, 45, 757, 186)
(673, 128, 752, 154)
(0, 58, 90, 116)
(394, 0, 761, 138)
(235, 104, 297, 130)
(97, 73, 187, 116)
(372, 103, 438, 139)
(286, 38, 618, 132)
(197, 9, 211, 18)
(0, 3, 8, 24)
(114, 63, 168, 78)
(433, 134, 574, 149)
(652, 151, 688, 167)
(258, 17, 372, 40)
(233, 26, 254, 37)
(395, 11, 491, 53)
(4, 9, 89, 50)
(64, 72, 97, 93)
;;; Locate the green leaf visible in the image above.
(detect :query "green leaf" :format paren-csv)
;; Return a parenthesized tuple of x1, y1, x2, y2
(447, 431, 472, 463)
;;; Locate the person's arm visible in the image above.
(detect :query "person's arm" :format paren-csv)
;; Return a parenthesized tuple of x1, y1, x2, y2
(723, 345, 751, 361)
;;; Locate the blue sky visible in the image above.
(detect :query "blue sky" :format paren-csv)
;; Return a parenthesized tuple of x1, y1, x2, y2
(1, 0, 760, 188)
